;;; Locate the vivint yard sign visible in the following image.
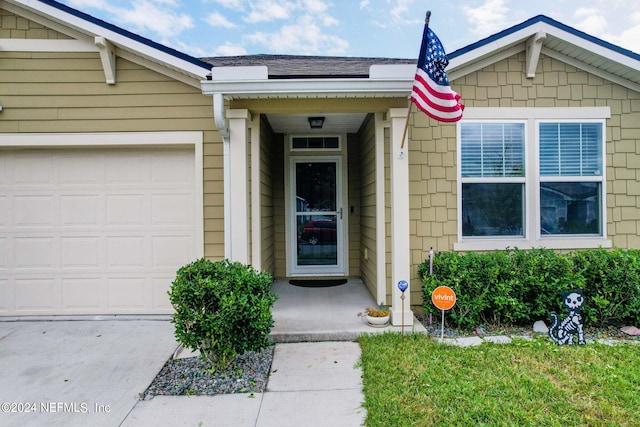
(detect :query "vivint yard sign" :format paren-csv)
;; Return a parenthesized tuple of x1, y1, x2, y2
(431, 286, 456, 340)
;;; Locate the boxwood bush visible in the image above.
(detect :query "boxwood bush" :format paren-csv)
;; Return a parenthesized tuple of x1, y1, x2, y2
(169, 258, 277, 369)
(420, 248, 640, 329)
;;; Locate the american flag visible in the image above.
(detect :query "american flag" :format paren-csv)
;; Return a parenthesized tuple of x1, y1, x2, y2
(410, 25, 464, 122)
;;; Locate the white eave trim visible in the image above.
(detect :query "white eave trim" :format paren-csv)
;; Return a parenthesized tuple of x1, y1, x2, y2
(201, 78, 414, 98)
(202, 63, 414, 98)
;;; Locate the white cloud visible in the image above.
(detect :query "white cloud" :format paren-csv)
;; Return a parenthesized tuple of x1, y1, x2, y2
(574, 7, 608, 34)
(359, 0, 370, 8)
(211, 0, 245, 10)
(247, 15, 348, 55)
(462, 0, 510, 37)
(205, 11, 237, 28)
(214, 42, 249, 56)
(244, 0, 295, 23)
(118, 1, 193, 37)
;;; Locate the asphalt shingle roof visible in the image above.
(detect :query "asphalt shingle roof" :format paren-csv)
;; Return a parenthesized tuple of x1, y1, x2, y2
(201, 54, 416, 78)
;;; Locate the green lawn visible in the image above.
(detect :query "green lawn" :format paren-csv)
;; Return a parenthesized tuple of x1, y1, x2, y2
(359, 333, 640, 427)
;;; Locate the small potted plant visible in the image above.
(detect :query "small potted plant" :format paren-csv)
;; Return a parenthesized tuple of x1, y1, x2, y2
(361, 303, 390, 327)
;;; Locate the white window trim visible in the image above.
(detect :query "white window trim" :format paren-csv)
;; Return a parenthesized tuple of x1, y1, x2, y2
(455, 107, 611, 251)
(289, 134, 342, 152)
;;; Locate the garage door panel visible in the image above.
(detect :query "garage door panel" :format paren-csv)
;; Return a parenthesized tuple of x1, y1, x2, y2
(61, 195, 100, 226)
(14, 195, 55, 227)
(12, 155, 54, 186)
(152, 194, 193, 225)
(0, 279, 7, 311)
(62, 278, 101, 309)
(60, 154, 102, 185)
(152, 152, 193, 185)
(108, 277, 147, 309)
(106, 194, 145, 226)
(0, 196, 7, 227)
(152, 277, 173, 310)
(152, 236, 194, 267)
(0, 238, 6, 271)
(2, 146, 198, 315)
(106, 154, 148, 184)
(61, 237, 100, 268)
(15, 278, 58, 311)
(14, 237, 56, 269)
(107, 236, 145, 268)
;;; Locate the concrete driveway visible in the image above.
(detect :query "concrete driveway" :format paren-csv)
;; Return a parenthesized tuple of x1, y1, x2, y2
(0, 319, 177, 427)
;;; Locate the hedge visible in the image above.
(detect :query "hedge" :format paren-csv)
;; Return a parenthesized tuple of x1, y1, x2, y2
(420, 248, 640, 329)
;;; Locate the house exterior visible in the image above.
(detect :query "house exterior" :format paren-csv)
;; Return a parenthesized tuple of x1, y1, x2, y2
(1, 0, 639, 325)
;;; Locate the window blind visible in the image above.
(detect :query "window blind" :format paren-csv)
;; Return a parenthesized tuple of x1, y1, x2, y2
(461, 123, 525, 178)
(539, 123, 602, 176)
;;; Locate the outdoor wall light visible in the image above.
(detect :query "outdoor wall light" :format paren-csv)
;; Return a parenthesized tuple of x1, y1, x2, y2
(308, 116, 325, 129)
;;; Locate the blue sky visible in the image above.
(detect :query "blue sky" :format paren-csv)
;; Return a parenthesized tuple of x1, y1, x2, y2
(58, 0, 640, 59)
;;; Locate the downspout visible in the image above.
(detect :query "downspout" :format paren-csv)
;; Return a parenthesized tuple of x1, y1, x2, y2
(214, 93, 231, 260)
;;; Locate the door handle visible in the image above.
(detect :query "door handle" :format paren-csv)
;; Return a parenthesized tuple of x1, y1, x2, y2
(339, 207, 343, 220)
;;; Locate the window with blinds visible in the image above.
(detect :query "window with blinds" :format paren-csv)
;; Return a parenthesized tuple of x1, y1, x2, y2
(539, 123, 602, 177)
(460, 122, 526, 237)
(538, 121, 604, 236)
(461, 123, 525, 178)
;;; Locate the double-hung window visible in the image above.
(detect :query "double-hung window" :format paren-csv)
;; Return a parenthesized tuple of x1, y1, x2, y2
(456, 108, 610, 251)
(539, 122, 603, 236)
(460, 122, 526, 237)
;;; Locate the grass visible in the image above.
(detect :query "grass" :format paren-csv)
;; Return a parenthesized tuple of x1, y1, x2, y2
(359, 333, 640, 427)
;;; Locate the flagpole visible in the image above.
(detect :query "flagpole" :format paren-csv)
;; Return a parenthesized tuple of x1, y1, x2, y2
(399, 10, 431, 151)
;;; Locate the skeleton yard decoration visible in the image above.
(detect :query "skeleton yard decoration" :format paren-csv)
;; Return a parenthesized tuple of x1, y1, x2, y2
(548, 290, 586, 345)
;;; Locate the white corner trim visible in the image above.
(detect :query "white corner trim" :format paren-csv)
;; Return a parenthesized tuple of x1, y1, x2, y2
(95, 36, 116, 85)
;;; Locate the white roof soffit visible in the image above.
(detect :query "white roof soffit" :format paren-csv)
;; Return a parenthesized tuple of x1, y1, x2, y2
(447, 20, 640, 93)
(3, 0, 211, 84)
(202, 64, 415, 99)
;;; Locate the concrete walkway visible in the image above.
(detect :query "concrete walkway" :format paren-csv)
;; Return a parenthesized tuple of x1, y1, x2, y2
(122, 342, 365, 427)
(0, 280, 424, 426)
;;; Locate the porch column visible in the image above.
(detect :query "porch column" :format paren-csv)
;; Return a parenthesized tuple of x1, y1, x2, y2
(227, 108, 251, 264)
(250, 114, 261, 270)
(389, 107, 413, 326)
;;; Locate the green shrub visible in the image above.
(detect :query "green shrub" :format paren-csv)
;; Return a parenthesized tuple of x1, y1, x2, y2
(420, 248, 639, 329)
(169, 258, 277, 369)
(570, 248, 640, 327)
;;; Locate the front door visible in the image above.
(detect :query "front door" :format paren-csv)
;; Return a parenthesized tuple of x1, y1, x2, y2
(289, 156, 345, 275)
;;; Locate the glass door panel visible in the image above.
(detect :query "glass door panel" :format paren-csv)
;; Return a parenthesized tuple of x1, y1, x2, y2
(291, 159, 343, 274)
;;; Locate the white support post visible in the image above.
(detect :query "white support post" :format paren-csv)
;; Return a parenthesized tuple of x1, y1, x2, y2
(389, 108, 413, 326)
(227, 108, 251, 264)
(250, 114, 261, 269)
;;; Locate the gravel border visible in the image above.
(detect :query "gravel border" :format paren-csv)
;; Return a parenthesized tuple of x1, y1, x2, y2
(143, 347, 274, 398)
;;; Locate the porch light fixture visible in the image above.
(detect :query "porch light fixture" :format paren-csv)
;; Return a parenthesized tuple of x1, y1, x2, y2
(308, 116, 325, 129)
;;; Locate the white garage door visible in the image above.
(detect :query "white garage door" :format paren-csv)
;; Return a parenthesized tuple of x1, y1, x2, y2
(0, 147, 198, 316)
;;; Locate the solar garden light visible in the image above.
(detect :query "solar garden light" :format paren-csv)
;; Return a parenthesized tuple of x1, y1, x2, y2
(397, 280, 408, 339)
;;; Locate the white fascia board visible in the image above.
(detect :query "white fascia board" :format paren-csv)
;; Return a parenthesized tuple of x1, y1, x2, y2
(201, 77, 413, 98)
(9, 0, 210, 79)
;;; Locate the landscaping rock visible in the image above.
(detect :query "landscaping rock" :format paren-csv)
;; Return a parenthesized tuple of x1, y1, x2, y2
(533, 320, 548, 334)
(620, 326, 640, 336)
(484, 335, 512, 344)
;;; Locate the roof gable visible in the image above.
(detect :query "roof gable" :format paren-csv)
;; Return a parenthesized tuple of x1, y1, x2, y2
(2, 0, 211, 86)
(447, 15, 640, 92)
